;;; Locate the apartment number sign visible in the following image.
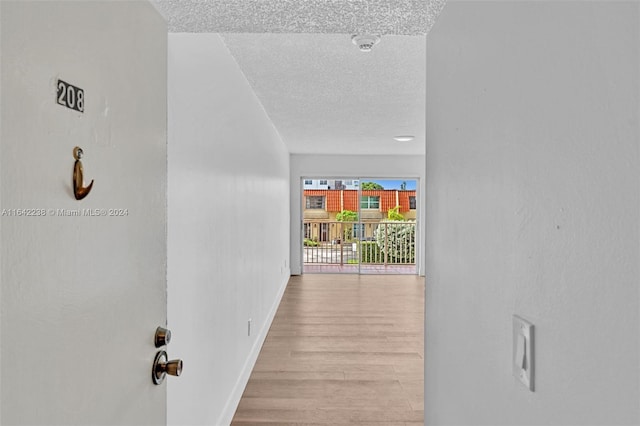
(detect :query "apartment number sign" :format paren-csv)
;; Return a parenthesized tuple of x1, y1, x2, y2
(56, 79, 84, 113)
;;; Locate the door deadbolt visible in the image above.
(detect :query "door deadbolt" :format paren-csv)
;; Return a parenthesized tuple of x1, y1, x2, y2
(152, 350, 183, 385)
(154, 326, 172, 348)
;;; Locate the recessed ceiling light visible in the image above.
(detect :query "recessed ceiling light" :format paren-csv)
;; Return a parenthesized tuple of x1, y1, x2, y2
(394, 135, 415, 142)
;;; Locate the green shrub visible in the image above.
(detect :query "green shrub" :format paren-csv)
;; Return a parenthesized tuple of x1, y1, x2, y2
(359, 241, 381, 263)
(336, 210, 358, 222)
(304, 238, 319, 247)
(387, 206, 405, 221)
(336, 210, 358, 241)
(374, 221, 416, 263)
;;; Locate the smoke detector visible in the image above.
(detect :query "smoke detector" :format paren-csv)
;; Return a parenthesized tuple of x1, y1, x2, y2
(351, 34, 380, 52)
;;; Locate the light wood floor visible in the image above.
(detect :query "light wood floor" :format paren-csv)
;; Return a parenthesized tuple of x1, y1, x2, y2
(232, 274, 425, 425)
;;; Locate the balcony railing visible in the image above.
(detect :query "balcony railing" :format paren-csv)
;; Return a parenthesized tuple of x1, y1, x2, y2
(303, 221, 416, 266)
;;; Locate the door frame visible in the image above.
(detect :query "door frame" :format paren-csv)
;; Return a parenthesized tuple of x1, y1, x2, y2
(299, 176, 420, 275)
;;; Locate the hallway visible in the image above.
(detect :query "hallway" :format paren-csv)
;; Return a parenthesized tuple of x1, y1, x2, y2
(2, 1, 638, 424)
(232, 274, 424, 425)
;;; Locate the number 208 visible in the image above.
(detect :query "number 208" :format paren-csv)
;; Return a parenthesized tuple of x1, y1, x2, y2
(57, 80, 84, 113)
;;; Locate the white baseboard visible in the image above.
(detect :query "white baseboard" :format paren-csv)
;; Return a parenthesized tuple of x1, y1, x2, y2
(217, 272, 290, 425)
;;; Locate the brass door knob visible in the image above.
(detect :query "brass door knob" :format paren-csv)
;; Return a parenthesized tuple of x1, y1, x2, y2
(152, 350, 183, 385)
(163, 359, 183, 377)
(154, 326, 172, 348)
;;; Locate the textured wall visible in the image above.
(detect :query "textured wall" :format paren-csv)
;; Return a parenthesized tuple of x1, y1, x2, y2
(167, 34, 291, 426)
(425, 1, 639, 424)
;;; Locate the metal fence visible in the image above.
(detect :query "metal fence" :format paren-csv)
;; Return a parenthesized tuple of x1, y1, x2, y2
(303, 221, 416, 266)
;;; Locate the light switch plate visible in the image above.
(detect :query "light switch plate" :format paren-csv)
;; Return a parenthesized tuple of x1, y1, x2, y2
(513, 315, 534, 391)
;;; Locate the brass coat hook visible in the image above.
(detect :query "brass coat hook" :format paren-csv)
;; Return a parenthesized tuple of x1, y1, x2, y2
(73, 146, 94, 200)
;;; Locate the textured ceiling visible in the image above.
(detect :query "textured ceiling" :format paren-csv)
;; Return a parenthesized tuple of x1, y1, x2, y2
(152, 0, 442, 156)
(153, 0, 446, 35)
(222, 33, 426, 155)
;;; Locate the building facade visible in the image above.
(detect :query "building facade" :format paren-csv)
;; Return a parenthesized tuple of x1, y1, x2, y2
(303, 189, 417, 242)
(302, 178, 360, 190)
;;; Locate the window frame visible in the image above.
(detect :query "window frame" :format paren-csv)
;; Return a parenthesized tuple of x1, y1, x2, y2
(360, 195, 380, 210)
(306, 196, 325, 210)
(409, 196, 416, 210)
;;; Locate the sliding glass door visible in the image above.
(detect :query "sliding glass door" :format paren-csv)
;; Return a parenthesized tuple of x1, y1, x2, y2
(357, 178, 417, 275)
(302, 177, 417, 275)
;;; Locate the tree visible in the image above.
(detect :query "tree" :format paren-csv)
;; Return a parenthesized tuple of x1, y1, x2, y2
(400, 181, 407, 190)
(361, 181, 384, 190)
(336, 210, 358, 222)
(336, 210, 358, 242)
(387, 206, 404, 221)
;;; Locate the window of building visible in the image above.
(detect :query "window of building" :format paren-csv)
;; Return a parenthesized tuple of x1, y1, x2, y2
(360, 196, 380, 209)
(319, 180, 328, 185)
(306, 196, 325, 209)
(353, 223, 364, 239)
(304, 179, 313, 185)
(319, 223, 329, 242)
(409, 196, 416, 210)
(345, 180, 353, 185)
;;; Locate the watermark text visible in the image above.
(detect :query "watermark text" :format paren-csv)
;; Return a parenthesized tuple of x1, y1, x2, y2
(1, 208, 129, 217)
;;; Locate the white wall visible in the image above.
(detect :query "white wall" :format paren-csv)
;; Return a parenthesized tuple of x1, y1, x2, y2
(425, 1, 639, 424)
(1, 1, 167, 424)
(290, 154, 426, 275)
(168, 34, 290, 426)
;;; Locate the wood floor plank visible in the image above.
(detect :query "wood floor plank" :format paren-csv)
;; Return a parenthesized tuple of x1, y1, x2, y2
(236, 396, 412, 411)
(232, 274, 425, 425)
(233, 408, 424, 424)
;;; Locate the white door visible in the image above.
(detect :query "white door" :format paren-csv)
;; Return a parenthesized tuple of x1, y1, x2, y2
(1, 1, 169, 424)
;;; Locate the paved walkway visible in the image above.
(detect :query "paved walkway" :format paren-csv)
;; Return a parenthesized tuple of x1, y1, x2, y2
(304, 264, 416, 275)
